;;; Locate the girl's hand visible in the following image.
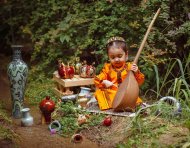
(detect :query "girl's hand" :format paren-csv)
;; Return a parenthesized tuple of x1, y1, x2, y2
(102, 80, 118, 88)
(131, 63, 138, 73)
(102, 80, 114, 88)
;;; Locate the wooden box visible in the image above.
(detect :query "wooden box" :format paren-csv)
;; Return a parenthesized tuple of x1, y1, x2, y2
(53, 71, 94, 97)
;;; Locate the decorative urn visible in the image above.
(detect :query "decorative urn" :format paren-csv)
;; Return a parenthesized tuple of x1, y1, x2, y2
(39, 96, 55, 123)
(75, 57, 82, 74)
(7, 45, 28, 118)
(58, 60, 75, 79)
(79, 61, 95, 78)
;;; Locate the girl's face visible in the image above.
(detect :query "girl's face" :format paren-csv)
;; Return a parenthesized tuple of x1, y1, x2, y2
(108, 47, 128, 68)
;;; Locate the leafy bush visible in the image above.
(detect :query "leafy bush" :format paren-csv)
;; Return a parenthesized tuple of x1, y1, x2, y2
(1, 0, 189, 95)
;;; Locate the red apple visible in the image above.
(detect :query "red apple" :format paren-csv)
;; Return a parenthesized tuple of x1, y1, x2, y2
(103, 116, 112, 126)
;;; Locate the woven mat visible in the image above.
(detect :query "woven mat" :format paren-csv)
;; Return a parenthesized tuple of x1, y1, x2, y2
(86, 103, 134, 117)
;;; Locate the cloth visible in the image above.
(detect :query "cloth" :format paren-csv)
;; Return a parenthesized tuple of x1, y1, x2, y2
(94, 62, 145, 110)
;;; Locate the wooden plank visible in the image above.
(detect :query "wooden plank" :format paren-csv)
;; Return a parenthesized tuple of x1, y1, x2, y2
(53, 88, 63, 98)
(53, 71, 94, 87)
(53, 88, 73, 98)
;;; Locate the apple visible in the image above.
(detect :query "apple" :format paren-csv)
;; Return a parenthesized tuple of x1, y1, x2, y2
(103, 116, 112, 126)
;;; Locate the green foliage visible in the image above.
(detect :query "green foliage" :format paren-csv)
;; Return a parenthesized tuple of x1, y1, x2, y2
(59, 116, 79, 137)
(0, 102, 18, 143)
(117, 100, 190, 147)
(87, 113, 105, 127)
(25, 72, 58, 104)
(145, 56, 190, 103)
(0, 125, 18, 142)
(59, 101, 83, 117)
(0, 103, 11, 124)
(53, 101, 105, 137)
(1, 0, 189, 90)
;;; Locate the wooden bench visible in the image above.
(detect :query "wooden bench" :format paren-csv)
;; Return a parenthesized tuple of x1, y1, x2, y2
(53, 71, 94, 98)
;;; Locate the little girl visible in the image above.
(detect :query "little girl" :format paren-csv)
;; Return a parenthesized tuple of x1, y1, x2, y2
(94, 36, 144, 110)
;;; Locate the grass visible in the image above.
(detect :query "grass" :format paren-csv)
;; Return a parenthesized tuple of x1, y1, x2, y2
(0, 102, 19, 144)
(117, 56, 190, 147)
(24, 56, 190, 147)
(152, 57, 190, 100)
(116, 102, 190, 147)
(25, 72, 58, 105)
(52, 101, 105, 137)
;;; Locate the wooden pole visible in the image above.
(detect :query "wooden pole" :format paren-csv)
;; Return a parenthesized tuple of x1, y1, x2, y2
(133, 8, 161, 64)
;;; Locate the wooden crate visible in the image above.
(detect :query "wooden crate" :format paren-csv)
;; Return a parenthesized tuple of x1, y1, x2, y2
(53, 71, 94, 97)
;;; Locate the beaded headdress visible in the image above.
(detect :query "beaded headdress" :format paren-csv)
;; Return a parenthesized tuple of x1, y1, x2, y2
(106, 36, 126, 46)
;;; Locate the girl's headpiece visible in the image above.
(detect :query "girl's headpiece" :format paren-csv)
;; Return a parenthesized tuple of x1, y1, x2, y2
(106, 36, 126, 46)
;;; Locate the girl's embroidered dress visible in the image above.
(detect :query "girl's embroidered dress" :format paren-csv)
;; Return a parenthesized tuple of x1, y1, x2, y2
(94, 62, 144, 110)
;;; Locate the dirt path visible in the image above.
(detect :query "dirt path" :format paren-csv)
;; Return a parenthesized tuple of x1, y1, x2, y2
(0, 54, 100, 148)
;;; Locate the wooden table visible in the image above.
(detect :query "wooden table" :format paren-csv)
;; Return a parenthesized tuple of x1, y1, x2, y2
(53, 71, 94, 98)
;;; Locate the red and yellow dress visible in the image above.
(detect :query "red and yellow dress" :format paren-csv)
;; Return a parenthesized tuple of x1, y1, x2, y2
(94, 62, 145, 110)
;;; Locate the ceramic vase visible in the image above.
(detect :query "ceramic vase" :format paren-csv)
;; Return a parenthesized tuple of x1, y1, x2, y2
(21, 108, 33, 126)
(79, 87, 91, 97)
(75, 57, 82, 75)
(7, 45, 28, 118)
(39, 96, 55, 124)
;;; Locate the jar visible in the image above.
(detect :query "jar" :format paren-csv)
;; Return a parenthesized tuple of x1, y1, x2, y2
(21, 108, 33, 126)
(7, 45, 28, 118)
(79, 87, 91, 97)
(39, 96, 55, 123)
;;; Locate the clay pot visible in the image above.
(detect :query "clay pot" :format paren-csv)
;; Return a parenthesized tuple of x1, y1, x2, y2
(71, 134, 83, 143)
(49, 120, 62, 134)
(39, 96, 55, 123)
